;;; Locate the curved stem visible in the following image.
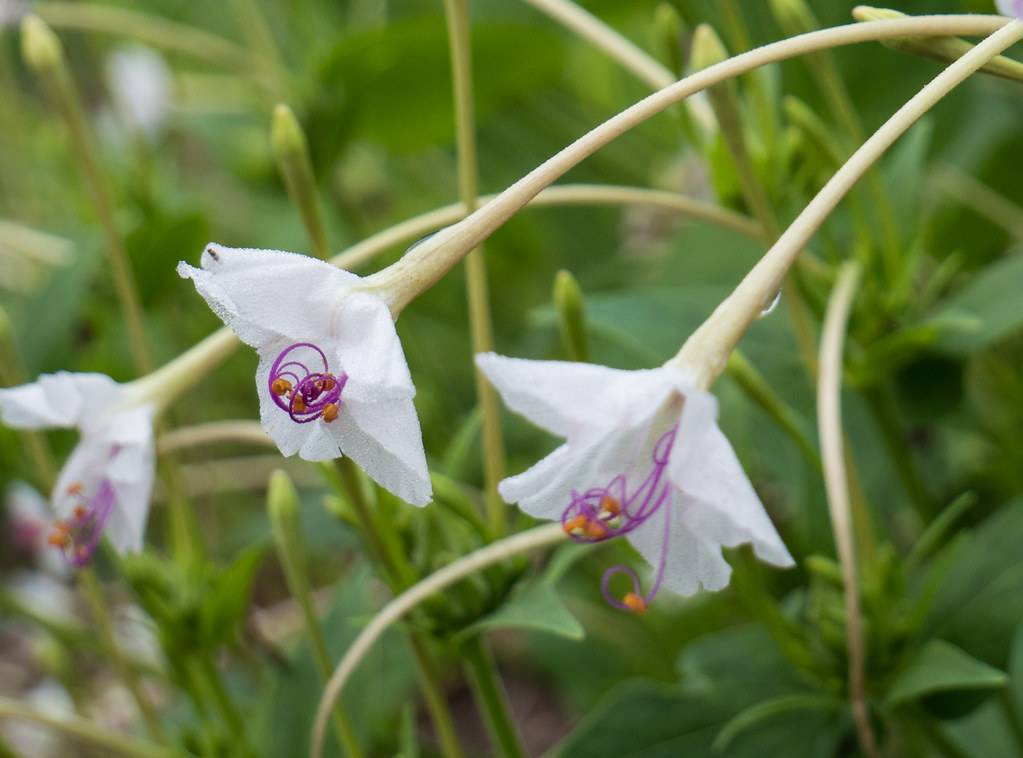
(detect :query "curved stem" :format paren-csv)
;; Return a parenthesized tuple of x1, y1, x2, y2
(157, 420, 272, 454)
(309, 523, 566, 758)
(0, 697, 174, 758)
(331, 183, 760, 270)
(817, 263, 877, 758)
(674, 20, 1023, 387)
(366, 16, 1013, 314)
(36, 2, 259, 74)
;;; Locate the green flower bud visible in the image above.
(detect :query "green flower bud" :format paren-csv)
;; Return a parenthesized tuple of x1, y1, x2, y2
(690, 23, 729, 72)
(20, 15, 64, 72)
(553, 269, 589, 362)
(769, 0, 817, 37)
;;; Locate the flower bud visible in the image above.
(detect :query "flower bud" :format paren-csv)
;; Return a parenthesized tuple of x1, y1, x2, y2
(689, 23, 729, 72)
(267, 469, 302, 553)
(853, 6, 1023, 83)
(653, 2, 685, 76)
(20, 15, 64, 72)
(271, 103, 330, 260)
(553, 269, 589, 362)
(271, 103, 308, 158)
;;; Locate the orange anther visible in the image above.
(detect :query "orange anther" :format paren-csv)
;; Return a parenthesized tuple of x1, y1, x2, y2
(563, 515, 587, 534)
(271, 378, 292, 397)
(623, 593, 647, 615)
(73, 505, 87, 520)
(47, 528, 69, 547)
(600, 496, 621, 517)
(584, 520, 609, 540)
(292, 395, 307, 412)
(66, 482, 83, 496)
(322, 403, 339, 423)
(322, 377, 336, 391)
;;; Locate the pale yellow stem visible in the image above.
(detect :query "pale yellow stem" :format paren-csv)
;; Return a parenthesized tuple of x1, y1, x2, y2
(157, 420, 272, 454)
(674, 21, 1023, 387)
(309, 523, 566, 758)
(817, 262, 877, 758)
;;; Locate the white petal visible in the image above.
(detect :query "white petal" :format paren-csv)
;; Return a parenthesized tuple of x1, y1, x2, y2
(625, 491, 735, 596)
(332, 396, 432, 506)
(996, 0, 1023, 18)
(177, 244, 361, 349)
(332, 292, 415, 400)
(668, 391, 793, 568)
(52, 410, 155, 555)
(0, 372, 121, 429)
(476, 353, 677, 440)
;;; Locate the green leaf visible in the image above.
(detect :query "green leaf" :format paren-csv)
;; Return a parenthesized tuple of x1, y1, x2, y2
(713, 694, 840, 752)
(455, 579, 584, 642)
(886, 639, 1007, 707)
(923, 498, 1023, 668)
(199, 544, 266, 648)
(926, 253, 1023, 355)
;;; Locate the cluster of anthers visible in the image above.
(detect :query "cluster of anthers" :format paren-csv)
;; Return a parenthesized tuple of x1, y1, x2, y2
(47, 480, 115, 567)
(560, 427, 676, 615)
(268, 342, 348, 424)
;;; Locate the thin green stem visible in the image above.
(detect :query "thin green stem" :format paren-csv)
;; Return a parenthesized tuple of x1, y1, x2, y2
(272, 104, 330, 260)
(196, 656, 250, 752)
(31, 45, 152, 374)
(79, 569, 167, 743)
(461, 636, 526, 758)
(407, 635, 466, 758)
(0, 697, 174, 758)
(443, 0, 507, 535)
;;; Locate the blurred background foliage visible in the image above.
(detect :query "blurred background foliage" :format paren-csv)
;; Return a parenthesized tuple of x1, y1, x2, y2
(2, 0, 1023, 756)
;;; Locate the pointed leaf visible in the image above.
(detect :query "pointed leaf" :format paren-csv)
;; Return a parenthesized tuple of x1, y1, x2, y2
(886, 639, 1007, 707)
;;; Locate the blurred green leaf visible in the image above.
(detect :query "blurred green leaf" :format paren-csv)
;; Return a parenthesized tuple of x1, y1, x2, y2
(886, 639, 1007, 707)
(926, 254, 1023, 356)
(456, 578, 584, 642)
(199, 543, 266, 649)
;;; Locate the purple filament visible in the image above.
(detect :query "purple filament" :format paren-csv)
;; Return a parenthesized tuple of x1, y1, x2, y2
(268, 342, 348, 424)
(561, 426, 676, 611)
(52, 479, 116, 567)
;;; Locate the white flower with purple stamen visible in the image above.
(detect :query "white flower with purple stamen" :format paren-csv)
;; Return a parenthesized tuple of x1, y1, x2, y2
(177, 244, 432, 506)
(997, 0, 1023, 18)
(0, 373, 155, 565)
(476, 352, 794, 612)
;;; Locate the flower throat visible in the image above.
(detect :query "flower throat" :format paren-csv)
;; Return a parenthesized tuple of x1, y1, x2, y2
(561, 426, 676, 614)
(268, 342, 348, 424)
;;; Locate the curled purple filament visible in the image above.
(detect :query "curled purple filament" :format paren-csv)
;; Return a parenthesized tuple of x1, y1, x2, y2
(560, 426, 676, 614)
(48, 479, 116, 567)
(268, 342, 348, 424)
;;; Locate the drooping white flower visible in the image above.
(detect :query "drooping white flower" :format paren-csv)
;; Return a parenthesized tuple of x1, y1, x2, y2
(476, 352, 793, 610)
(997, 0, 1023, 18)
(177, 244, 432, 506)
(0, 373, 155, 564)
(105, 45, 172, 140)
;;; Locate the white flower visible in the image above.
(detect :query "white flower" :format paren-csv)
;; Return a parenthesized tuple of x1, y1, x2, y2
(0, 0, 27, 28)
(105, 45, 172, 140)
(177, 244, 431, 506)
(0, 373, 155, 564)
(476, 352, 793, 608)
(998, 0, 1023, 17)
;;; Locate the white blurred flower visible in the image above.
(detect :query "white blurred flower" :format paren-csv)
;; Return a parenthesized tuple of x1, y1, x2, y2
(997, 0, 1023, 17)
(477, 353, 793, 611)
(0, 373, 156, 564)
(6, 571, 76, 623)
(178, 244, 432, 505)
(105, 46, 172, 140)
(0, 0, 27, 28)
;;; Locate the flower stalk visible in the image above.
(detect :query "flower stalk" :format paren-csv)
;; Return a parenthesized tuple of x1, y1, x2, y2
(310, 523, 566, 758)
(673, 20, 1023, 388)
(367, 15, 1011, 316)
(268, 471, 362, 758)
(443, 0, 507, 536)
(21, 14, 153, 375)
(817, 262, 877, 758)
(461, 635, 526, 758)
